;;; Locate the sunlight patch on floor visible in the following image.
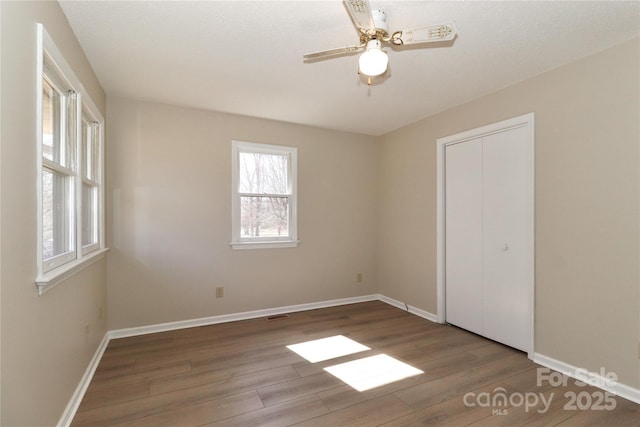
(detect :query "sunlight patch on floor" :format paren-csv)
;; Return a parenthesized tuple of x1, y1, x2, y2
(324, 353, 424, 392)
(286, 335, 370, 363)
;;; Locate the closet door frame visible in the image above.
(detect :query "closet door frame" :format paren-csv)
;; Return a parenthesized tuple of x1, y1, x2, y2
(436, 112, 535, 358)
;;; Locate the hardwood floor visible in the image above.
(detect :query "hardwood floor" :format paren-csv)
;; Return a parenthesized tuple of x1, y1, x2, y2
(72, 301, 639, 426)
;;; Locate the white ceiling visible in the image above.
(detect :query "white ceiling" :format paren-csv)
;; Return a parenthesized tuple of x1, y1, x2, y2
(59, 1, 640, 136)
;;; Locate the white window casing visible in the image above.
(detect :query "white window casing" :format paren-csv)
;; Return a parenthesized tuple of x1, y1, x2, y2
(231, 140, 299, 250)
(35, 24, 107, 295)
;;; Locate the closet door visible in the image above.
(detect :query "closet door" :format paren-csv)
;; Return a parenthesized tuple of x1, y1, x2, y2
(481, 127, 530, 351)
(444, 139, 483, 335)
(439, 113, 533, 355)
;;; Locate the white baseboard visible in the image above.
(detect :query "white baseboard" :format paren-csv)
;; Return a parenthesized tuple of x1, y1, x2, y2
(62, 296, 639, 427)
(377, 294, 440, 323)
(533, 353, 640, 405)
(60, 295, 379, 426)
(108, 294, 380, 339)
(57, 333, 110, 427)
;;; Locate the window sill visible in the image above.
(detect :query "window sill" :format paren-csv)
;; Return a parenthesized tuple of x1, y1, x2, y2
(35, 248, 109, 296)
(231, 241, 300, 250)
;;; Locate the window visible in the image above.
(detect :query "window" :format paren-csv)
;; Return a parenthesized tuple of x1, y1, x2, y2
(36, 24, 106, 294)
(41, 74, 77, 270)
(231, 141, 298, 249)
(80, 113, 100, 253)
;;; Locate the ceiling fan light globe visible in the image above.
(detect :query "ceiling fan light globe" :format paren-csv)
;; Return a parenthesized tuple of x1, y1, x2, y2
(359, 48, 388, 76)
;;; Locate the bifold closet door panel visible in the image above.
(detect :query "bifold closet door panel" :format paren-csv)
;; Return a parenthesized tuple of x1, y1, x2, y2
(445, 139, 483, 335)
(481, 127, 530, 352)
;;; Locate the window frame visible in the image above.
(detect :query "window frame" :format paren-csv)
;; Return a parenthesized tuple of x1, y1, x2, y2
(231, 140, 298, 250)
(40, 73, 77, 272)
(80, 111, 101, 255)
(35, 24, 107, 295)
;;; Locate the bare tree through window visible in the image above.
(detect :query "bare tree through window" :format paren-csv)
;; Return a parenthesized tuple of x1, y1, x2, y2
(239, 151, 290, 238)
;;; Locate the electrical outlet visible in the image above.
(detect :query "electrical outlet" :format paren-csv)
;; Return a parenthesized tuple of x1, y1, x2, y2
(216, 287, 224, 298)
(356, 273, 363, 283)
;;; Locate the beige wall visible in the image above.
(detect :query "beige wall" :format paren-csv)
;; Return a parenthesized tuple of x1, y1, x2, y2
(106, 98, 378, 329)
(0, 1, 107, 425)
(378, 39, 640, 388)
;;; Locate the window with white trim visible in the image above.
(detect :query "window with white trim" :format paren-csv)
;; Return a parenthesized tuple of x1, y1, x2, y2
(80, 112, 101, 254)
(41, 67, 77, 271)
(36, 24, 106, 294)
(231, 141, 298, 249)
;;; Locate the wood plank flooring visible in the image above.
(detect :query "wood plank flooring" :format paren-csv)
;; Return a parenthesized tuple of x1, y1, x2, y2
(72, 301, 639, 426)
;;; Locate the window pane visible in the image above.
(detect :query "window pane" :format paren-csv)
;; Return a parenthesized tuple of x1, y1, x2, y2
(42, 78, 61, 163)
(82, 183, 98, 247)
(91, 123, 99, 181)
(239, 152, 288, 194)
(64, 93, 77, 171)
(42, 77, 76, 170)
(81, 117, 99, 182)
(81, 118, 89, 179)
(240, 196, 289, 238)
(81, 117, 95, 180)
(42, 169, 73, 259)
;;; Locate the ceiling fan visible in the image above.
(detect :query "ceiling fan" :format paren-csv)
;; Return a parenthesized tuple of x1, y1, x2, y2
(304, 0, 458, 84)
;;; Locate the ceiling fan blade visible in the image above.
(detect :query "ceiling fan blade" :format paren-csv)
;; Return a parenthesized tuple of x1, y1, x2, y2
(344, 0, 375, 33)
(303, 44, 365, 60)
(394, 22, 458, 45)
